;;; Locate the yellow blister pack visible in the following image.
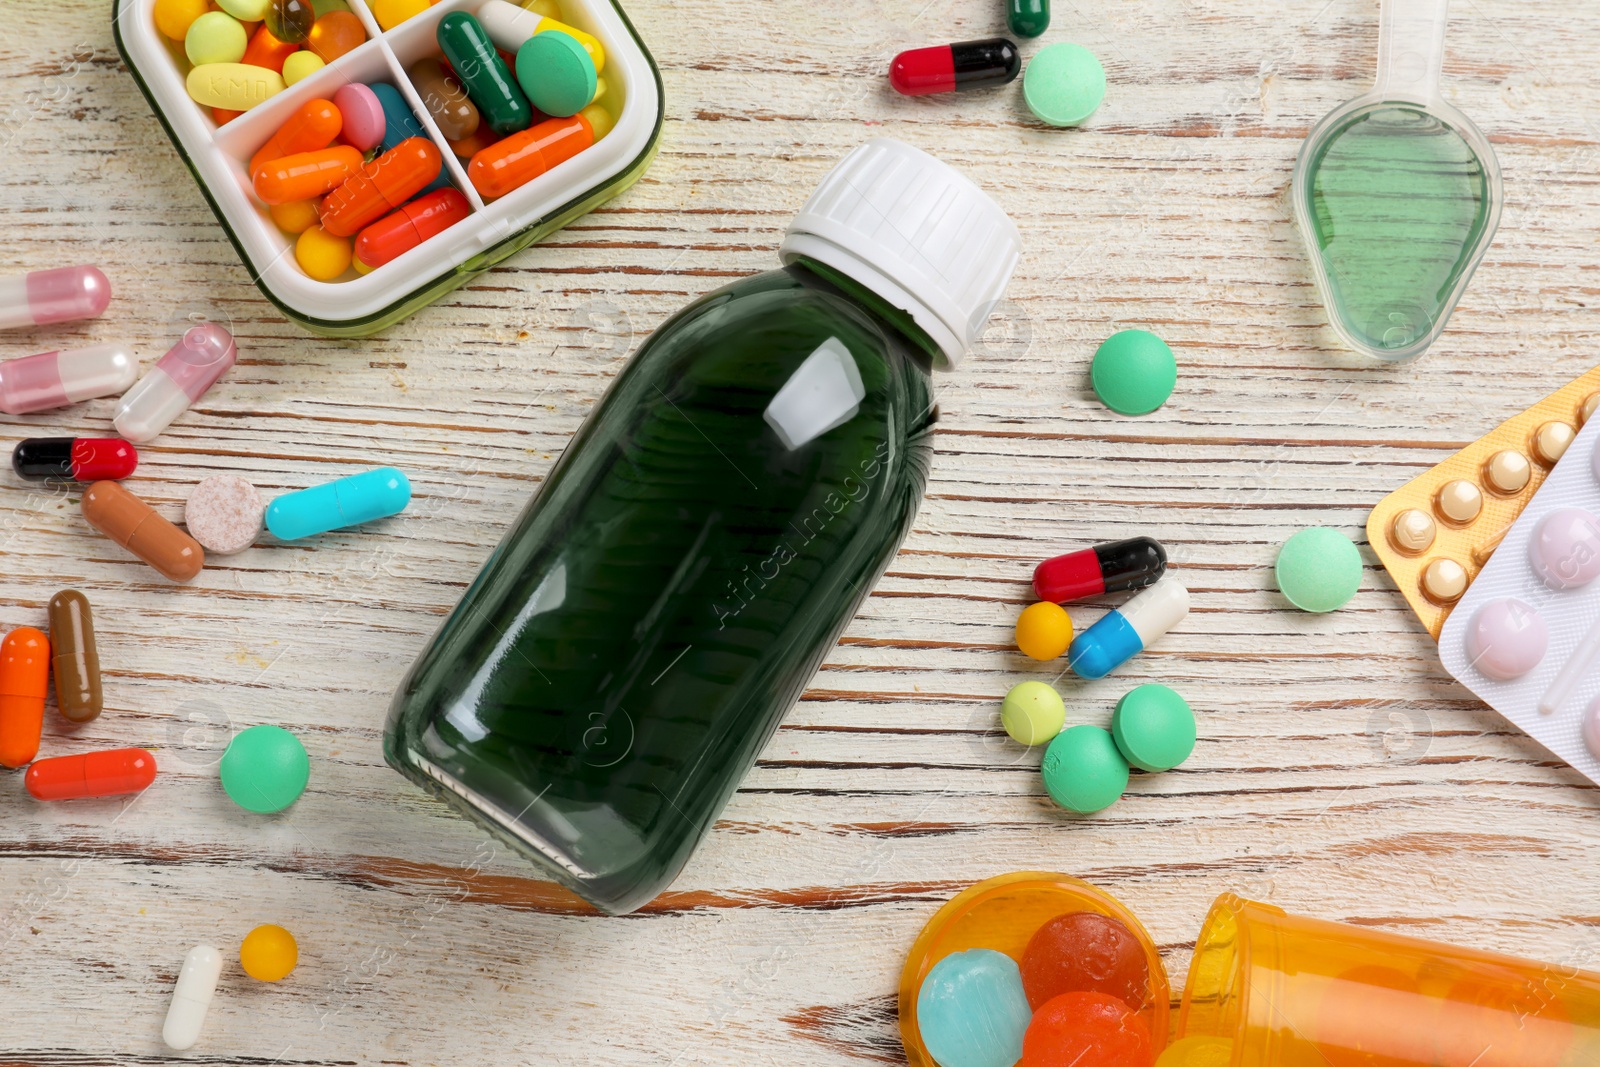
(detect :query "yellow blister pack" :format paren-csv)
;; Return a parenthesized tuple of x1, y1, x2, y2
(1369, 367, 1600, 638)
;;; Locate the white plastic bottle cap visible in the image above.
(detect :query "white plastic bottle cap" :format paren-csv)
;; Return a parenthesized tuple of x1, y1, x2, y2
(778, 138, 1021, 368)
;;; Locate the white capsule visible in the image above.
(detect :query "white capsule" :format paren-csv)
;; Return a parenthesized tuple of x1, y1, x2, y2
(114, 324, 236, 444)
(163, 944, 223, 1050)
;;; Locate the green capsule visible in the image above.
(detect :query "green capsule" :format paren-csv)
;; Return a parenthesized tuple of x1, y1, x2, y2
(1007, 0, 1049, 37)
(436, 11, 532, 135)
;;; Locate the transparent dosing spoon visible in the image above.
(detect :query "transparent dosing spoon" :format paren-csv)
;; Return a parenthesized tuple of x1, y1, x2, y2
(1292, 0, 1502, 363)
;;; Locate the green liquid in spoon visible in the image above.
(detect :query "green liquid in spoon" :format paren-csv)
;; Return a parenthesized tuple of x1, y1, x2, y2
(1306, 104, 1492, 354)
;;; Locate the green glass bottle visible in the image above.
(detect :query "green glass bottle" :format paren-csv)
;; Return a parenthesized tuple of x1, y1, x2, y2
(385, 140, 1019, 914)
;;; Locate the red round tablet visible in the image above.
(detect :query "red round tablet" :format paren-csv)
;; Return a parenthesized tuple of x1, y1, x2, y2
(1021, 911, 1151, 1011)
(1021, 992, 1154, 1067)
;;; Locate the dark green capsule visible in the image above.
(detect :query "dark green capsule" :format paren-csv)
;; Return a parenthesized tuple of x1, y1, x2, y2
(437, 11, 532, 135)
(1007, 0, 1050, 37)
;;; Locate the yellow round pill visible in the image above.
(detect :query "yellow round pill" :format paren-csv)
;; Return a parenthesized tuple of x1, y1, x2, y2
(154, 0, 209, 40)
(240, 923, 298, 982)
(295, 225, 351, 281)
(282, 50, 326, 86)
(269, 199, 320, 234)
(580, 103, 614, 141)
(1015, 601, 1073, 661)
(371, 0, 429, 30)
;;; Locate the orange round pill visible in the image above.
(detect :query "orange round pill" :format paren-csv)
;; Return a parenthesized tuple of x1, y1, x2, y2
(1016, 601, 1073, 661)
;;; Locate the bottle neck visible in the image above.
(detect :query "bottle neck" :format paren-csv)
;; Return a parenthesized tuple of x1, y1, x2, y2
(789, 255, 943, 373)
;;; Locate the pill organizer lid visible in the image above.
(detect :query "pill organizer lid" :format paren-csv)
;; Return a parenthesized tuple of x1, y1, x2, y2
(779, 138, 1021, 368)
(155, 324, 237, 400)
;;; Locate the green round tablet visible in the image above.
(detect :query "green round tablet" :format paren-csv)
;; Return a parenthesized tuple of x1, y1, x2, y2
(220, 725, 310, 814)
(1276, 527, 1362, 613)
(1040, 725, 1128, 814)
(1092, 329, 1177, 416)
(217, 0, 269, 20)
(1111, 683, 1196, 772)
(1001, 681, 1067, 747)
(185, 10, 248, 66)
(515, 30, 597, 119)
(1023, 42, 1105, 128)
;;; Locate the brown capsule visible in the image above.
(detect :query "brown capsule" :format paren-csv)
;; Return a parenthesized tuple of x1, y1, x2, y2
(408, 58, 479, 141)
(47, 590, 101, 723)
(81, 481, 205, 583)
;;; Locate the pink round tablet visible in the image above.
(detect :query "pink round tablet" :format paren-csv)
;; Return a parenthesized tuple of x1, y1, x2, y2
(1584, 696, 1600, 761)
(1528, 508, 1600, 590)
(1465, 598, 1548, 681)
(334, 84, 385, 153)
(185, 475, 264, 555)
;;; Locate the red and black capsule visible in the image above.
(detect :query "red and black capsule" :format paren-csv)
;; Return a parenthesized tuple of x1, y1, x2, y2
(12, 437, 137, 482)
(1034, 537, 1167, 604)
(889, 37, 1021, 97)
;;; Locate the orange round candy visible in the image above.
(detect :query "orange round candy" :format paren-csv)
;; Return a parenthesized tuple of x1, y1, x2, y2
(1021, 992, 1153, 1067)
(1021, 911, 1150, 1011)
(307, 10, 364, 62)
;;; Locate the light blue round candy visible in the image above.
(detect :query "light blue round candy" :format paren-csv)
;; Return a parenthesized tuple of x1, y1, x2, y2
(915, 948, 1031, 1067)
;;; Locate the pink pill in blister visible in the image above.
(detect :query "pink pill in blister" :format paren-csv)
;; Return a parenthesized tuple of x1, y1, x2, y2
(1528, 508, 1600, 590)
(334, 84, 386, 153)
(1584, 696, 1600, 760)
(1465, 598, 1548, 681)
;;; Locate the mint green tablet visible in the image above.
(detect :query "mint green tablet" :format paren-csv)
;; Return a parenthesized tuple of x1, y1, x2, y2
(1112, 683, 1196, 772)
(220, 725, 310, 814)
(1092, 329, 1177, 415)
(1277, 527, 1362, 613)
(1023, 42, 1105, 128)
(516, 30, 597, 119)
(1041, 725, 1128, 814)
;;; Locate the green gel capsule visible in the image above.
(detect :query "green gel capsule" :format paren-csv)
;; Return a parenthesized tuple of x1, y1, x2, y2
(437, 11, 532, 136)
(1007, 0, 1049, 38)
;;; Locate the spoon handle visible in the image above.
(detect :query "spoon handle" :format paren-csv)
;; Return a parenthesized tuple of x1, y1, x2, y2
(1375, 0, 1450, 104)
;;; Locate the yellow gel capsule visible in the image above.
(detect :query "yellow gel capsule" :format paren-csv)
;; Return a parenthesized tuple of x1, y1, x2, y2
(282, 50, 325, 85)
(371, 0, 428, 30)
(1015, 601, 1073, 661)
(579, 102, 613, 141)
(154, 0, 209, 40)
(269, 199, 319, 234)
(295, 225, 351, 281)
(186, 63, 285, 110)
(239, 924, 298, 982)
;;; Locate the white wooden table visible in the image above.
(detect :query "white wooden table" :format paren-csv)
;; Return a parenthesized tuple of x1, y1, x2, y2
(5, 0, 1600, 1061)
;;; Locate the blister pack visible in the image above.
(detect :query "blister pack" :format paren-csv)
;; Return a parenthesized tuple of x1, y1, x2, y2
(1369, 368, 1600, 638)
(1439, 414, 1600, 784)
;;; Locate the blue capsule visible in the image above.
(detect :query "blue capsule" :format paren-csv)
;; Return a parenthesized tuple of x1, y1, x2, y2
(266, 467, 411, 541)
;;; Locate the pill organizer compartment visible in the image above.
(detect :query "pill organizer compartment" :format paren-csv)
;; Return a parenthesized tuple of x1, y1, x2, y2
(114, 0, 662, 336)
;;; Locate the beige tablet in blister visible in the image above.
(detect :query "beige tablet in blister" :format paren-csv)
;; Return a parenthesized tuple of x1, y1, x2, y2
(1368, 367, 1600, 639)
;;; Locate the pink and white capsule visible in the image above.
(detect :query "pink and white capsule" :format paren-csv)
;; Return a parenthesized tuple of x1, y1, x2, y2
(0, 266, 111, 330)
(0, 343, 138, 415)
(113, 324, 236, 443)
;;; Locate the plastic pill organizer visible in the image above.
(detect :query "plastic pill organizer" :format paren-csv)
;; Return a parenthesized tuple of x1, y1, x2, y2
(1439, 413, 1600, 785)
(1368, 366, 1600, 638)
(114, 0, 663, 336)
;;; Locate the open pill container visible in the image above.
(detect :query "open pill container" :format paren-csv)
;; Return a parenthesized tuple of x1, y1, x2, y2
(114, 0, 663, 336)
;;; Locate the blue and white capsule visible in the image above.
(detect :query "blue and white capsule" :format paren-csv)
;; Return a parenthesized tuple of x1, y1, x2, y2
(1067, 576, 1189, 679)
(266, 467, 411, 541)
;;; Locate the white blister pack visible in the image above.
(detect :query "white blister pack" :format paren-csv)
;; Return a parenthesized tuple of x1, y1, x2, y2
(1440, 413, 1600, 784)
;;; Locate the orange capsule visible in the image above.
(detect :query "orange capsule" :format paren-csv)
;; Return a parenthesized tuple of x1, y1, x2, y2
(248, 97, 343, 176)
(241, 23, 299, 75)
(0, 627, 49, 769)
(253, 144, 365, 205)
(467, 113, 592, 200)
(308, 10, 365, 62)
(354, 187, 471, 270)
(213, 107, 243, 126)
(447, 123, 500, 159)
(319, 137, 442, 237)
(26, 748, 158, 800)
(81, 481, 206, 583)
